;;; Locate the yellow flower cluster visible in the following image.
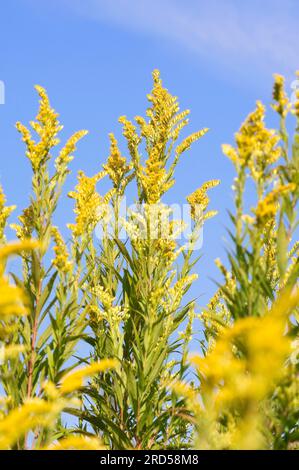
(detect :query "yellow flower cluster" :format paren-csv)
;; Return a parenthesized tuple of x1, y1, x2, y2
(103, 133, 131, 188)
(0, 398, 70, 449)
(259, 222, 279, 287)
(189, 288, 299, 449)
(0, 359, 115, 449)
(51, 227, 72, 274)
(175, 129, 209, 157)
(272, 74, 290, 117)
(0, 240, 38, 319)
(0, 241, 115, 450)
(0, 277, 28, 318)
(193, 316, 289, 404)
(55, 129, 88, 173)
(89, 285, 128, 325)
(0, 185, 15, 242)
(10, 205, 34, 240)
(119, 115, 140, 163)
(222, 101, 281, 181)
(137, 70, 181, 203)
(16, 86, 87, 176)
(162, 274, 198, 313)
(68, 170, 113, 237)
(16, 86, 62, 171)
(253, 183, 295, 224)
(141, 145, 174, 204)
(0, 239, 39, 262)
(119, 70, 208, 204)
(154, 237, 177, 263)
(144, 68, 180, 142)
(283, 241, 299, 287)
(60, 359, 116, 394)
(187, 180, 220, 220)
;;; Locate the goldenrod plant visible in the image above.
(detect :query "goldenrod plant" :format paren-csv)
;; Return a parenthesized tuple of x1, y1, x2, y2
(173, 73, 299, 450)
(0, 71, 298, 450)
(66, 70, 216, 449)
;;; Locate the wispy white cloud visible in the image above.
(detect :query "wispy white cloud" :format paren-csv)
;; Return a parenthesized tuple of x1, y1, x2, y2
(57, 0, 299, 78)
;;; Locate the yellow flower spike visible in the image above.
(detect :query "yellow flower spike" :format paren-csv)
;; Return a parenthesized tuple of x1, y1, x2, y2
(191, 312, 289, 402)
(253, 183, 295, 224)
(88, 285, 127, 326)
(169, 109, 190, 138)
(140, 145, 170, 204)
(175, 128, 209, 157)
(187, 180, 220, 220)
(0, 398, 68, 450)
(10, 205, 35, 240)
(0, 239, 39, 261)
(140, 70, 203, 203)
(118, 115, 140, 160)
(145, 70, 180, 137)
(288, 240, 299, 258)
(0, 185, 16, 242)
(203, 210, 218, 221)
(223, 101, 281, 181)
(118, 70, 207, 204)
(67, 170, 108, 237)
(0, 277, 29, 318)
(60, 359, 117, 394)
(222, 144, 239, 166)
(89, 285, 129, 325)
(15, 122, 36, 161)
(272, 74, 290, 118)
(0, 240, 38, 321)
(103, 133, 131, 188)
(119, 70, 209, 204)
(34, 85, 62, 134)
(187, 288, 299, 449)
(16, 86, 62, 171)
(51, 227, 72, 274)
(55, 129, 88, 172)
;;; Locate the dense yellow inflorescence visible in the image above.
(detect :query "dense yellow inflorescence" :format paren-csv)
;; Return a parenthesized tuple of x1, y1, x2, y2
(0, 186, 15, 242)
(0, 240, 38, 319)
(119, 70, 209, 204)
(0, 358, 115, 449)
(55, 129, 88, 172)
(16, 86, 62, 170)
(272, 74, 291, 118)
(68, 170, 114, 237)
(51, 227, 72, 274)
(103, 133, 132, 189)
(222, 101, 281, 181)
(16, 86, 87, 175)
(187, 180, 220, 220)
(253, 183, 295, 224)
(174, 289, 299, 450)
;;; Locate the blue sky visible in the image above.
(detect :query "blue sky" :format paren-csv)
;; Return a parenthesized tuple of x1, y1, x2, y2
(0, 0, 298, 310)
